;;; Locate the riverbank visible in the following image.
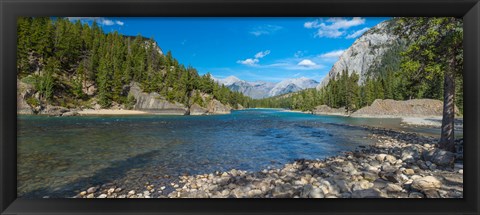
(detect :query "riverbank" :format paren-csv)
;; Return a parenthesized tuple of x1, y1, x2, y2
(73, 126, 463, 198)
(77, 109, 152, 115)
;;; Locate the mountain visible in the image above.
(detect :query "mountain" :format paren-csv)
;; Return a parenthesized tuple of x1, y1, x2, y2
(214, 76, 318, 99)
(269, 77, 319, 97)
(316, 19, 403, 90)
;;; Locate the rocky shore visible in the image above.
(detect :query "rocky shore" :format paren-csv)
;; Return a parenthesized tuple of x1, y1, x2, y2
(73, 127, 463, 198)
(17, 81, 235, 117)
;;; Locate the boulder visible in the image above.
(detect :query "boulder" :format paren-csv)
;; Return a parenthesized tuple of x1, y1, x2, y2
(189, 103, 208, 115)
(423, 149, 455, 167)
(38, 105, 70, 116)
(351, 188, 387, 198)
(411, 176, 441, 191)
(207, 99, 231, 114)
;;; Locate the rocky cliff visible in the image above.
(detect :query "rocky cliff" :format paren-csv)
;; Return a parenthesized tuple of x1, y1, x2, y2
(317, 20, 401, 89)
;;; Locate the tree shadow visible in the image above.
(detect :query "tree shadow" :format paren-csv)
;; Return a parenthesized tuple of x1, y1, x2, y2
(20, 149, 161, 198)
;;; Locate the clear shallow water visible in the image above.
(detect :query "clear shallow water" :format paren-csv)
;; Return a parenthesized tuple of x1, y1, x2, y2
(17, 109, 450, 198)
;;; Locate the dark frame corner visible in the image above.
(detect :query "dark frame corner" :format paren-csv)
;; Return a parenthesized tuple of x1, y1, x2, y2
(1, 0, 479, 214)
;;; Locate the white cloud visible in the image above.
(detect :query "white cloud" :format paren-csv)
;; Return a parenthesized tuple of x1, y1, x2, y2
(254, 50, 271, 59)
(67, 17, 125, 26)
(346, 27, 370, 39)
(101, 19, 115, 26)
(319, 49, 345, 58)
(304, 21, 316, 29)
(304, 17, 366, 38)
(297, 59, 317, 67)
(250, 25, 283, 36)
(294, 50, 306, 58)
(237, 50, 271, 66)
(237, 58, 259, 65)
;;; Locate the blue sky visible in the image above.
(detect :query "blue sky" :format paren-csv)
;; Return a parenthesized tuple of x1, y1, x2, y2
(68, 17, 390, 82)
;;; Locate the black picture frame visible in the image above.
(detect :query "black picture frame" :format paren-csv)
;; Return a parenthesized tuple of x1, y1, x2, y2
(1, 0, 479, 214)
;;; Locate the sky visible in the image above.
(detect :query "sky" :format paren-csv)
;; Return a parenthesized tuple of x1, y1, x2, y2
(68, 17, 390, 83)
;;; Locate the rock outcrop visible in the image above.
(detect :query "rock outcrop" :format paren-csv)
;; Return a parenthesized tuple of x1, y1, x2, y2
(311, 105, 348, 116)
(350, 99, 460, 118)
(189, 103, 209, 116)
(206, 99, 231, 115)
(317, 20, 400, 89)
(17, 80, 34, 114)
(128, 82, 187, 115)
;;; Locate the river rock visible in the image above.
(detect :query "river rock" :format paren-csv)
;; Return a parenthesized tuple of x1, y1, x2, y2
(411, 176, 441, 191)
(87, 187, 97, 194)
(375, 154, 387, 162)
(423, 189, 440, 198)
(384, 155, 396, 164)
(430, 149, 455, 167)
(384, 183, 403, 192)
(351, 188, 386, 198)
(402, 169, 415, 175)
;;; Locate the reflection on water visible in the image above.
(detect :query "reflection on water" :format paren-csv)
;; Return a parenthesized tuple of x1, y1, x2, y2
(17, 109, 454, 197)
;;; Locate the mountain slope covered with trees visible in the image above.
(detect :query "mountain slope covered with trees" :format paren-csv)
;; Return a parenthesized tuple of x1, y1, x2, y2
(17, 17, 251, 113)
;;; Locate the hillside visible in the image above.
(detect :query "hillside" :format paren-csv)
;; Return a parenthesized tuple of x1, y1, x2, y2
(16, 17, 250, 115)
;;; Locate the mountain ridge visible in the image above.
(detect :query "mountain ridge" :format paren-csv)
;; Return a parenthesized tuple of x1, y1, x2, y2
(213, 76, 318, 99)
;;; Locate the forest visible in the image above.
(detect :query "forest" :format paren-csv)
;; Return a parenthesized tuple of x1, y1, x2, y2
(17, 17, 252, 110)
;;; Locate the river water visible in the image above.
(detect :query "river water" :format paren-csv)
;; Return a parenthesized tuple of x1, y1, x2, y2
(17, 109, 455, 198)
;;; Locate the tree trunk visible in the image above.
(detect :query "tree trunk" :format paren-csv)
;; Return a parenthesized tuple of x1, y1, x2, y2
(439, 60, 456, 152)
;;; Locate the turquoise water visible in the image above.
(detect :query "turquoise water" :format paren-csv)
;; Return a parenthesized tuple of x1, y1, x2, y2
(17, 109, 450, 198)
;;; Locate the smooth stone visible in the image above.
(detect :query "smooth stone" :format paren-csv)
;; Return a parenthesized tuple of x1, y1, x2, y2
(408, 192, 425, 198)
(402, 169, 415, 175)
(98, 194, 107, 198)
(308, 188, 324, 198)
(411, 176, 442, 191)
(87, 187, 97, 194)
(376, 154, 387, 162)
(424, 189, 441, 198)
(351, 188, 386, 198)
(384, 155, 396, 164)
(384, 183, 403, 192)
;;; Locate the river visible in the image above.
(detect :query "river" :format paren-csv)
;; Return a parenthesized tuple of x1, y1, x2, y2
(17, 109, 456, 198)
